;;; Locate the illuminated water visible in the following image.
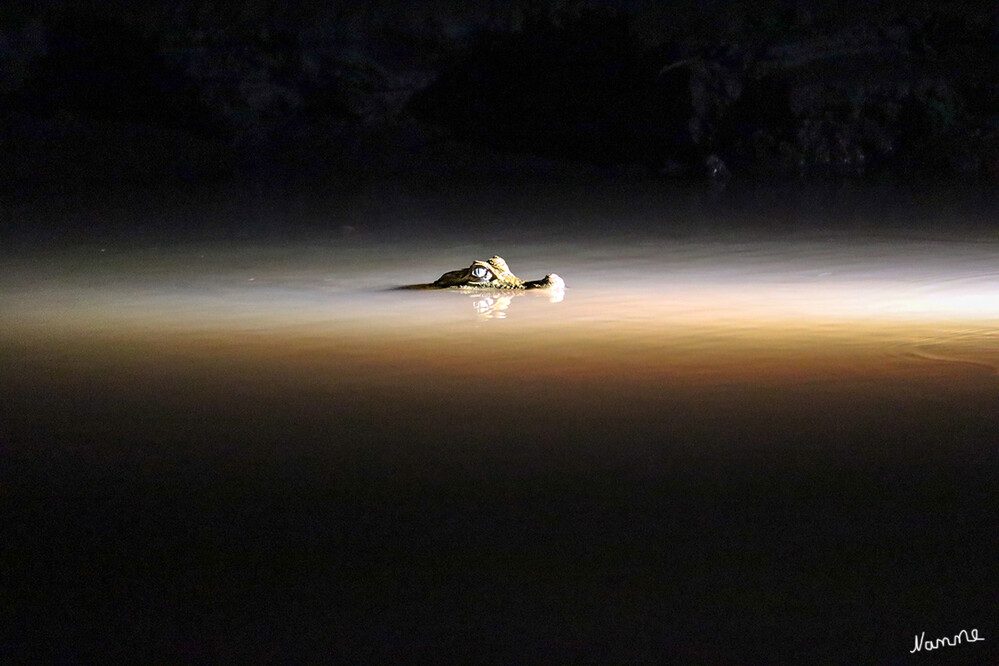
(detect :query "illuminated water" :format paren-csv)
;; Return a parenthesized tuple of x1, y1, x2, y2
(2, 186, 998, 663)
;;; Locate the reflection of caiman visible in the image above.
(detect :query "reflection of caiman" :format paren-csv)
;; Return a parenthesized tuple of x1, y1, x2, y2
(426, 256, 565, 290)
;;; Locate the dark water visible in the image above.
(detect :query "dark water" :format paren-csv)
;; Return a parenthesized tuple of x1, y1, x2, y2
(2, 184, 998, 664)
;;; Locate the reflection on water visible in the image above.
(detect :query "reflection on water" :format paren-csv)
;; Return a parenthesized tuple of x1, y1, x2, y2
(2, 227, 998, 663)
(469, 289, 564, 318)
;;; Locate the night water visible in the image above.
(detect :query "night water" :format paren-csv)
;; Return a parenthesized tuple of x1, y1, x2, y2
(2, 184, 998, 663)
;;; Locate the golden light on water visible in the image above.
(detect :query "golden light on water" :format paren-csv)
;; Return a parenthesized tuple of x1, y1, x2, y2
(3, 237, 996, 395)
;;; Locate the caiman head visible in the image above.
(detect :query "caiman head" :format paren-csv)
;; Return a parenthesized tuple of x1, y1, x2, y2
(431, 256, 564, 290)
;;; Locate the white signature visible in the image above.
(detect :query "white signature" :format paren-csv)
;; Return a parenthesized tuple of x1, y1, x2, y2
(911, 628, 985, 653)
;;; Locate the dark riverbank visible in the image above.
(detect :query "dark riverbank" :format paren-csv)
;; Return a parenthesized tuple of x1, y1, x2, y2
(3, 1, 999, 197)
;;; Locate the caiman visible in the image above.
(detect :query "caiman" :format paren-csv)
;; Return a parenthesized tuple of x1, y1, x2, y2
(422, 256, 565, 290)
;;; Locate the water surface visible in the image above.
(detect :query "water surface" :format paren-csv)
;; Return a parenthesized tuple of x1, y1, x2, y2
(2, 195, 998, 663)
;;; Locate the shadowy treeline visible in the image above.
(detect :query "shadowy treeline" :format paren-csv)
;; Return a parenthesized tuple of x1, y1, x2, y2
(413, 4, 999, 181)
(2, 1, 998, 187)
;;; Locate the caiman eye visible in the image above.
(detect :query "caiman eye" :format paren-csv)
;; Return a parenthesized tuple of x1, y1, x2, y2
(471, 266, 490, 280)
